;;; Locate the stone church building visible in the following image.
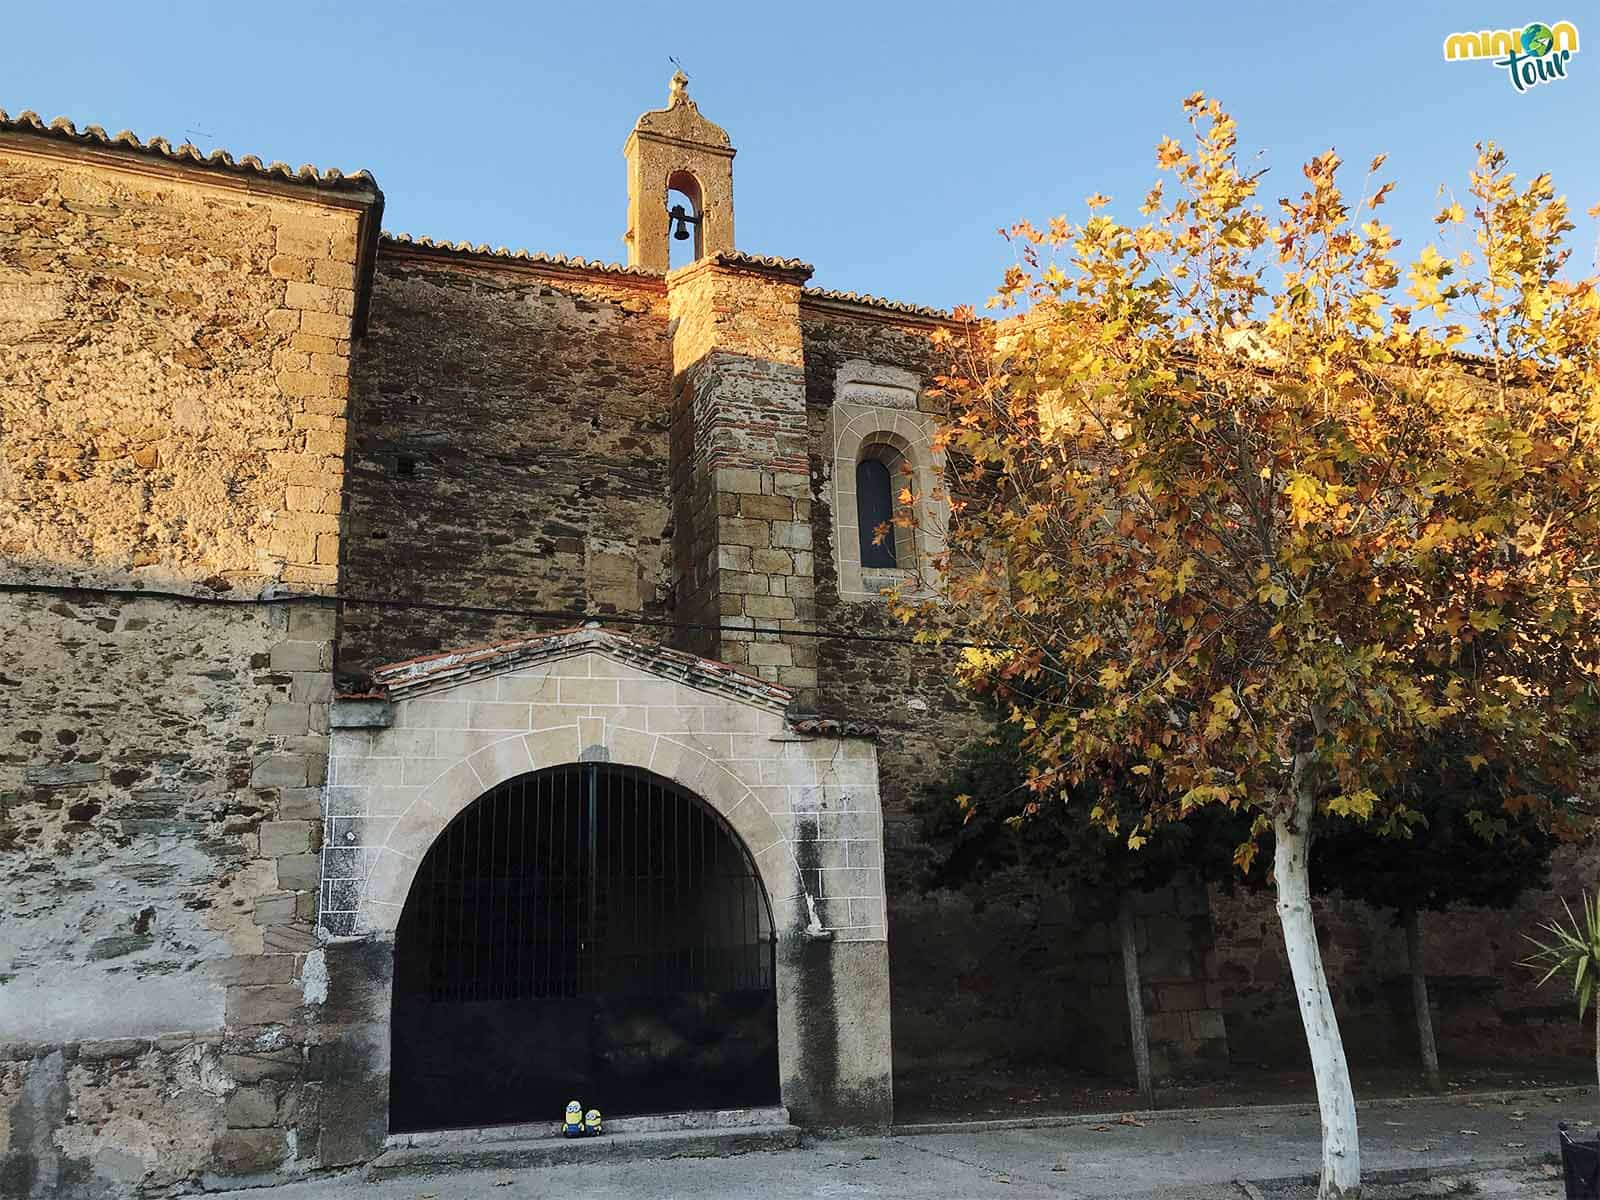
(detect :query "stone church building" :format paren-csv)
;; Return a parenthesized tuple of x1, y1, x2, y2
(1, 77, 1588, 1196)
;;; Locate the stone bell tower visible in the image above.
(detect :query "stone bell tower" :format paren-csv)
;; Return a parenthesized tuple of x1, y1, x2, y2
(624, 71, 736, 271)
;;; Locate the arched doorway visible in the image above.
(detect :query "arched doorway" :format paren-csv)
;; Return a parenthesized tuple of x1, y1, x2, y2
(389, 764, 779, 1132)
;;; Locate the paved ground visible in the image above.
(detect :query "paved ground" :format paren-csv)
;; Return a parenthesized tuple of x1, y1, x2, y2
(214, 1090, 1591, 1199)
(894, 1061, 1593, 1124)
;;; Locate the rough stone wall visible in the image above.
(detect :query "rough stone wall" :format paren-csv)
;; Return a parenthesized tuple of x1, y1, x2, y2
(0, 147, 361, 594)
(667, 262, 723, 660)
(667, 259, 814, 689)
(1211, 839, 1600, 1070)
(0, 145, 363, 1195)
(800, 305, 1011, 1069)
(799, 301, 1231, 1083)
(890, 881, 1226, 1084)
(0, 592, 340, 1195)
(337, 249, 675, 684)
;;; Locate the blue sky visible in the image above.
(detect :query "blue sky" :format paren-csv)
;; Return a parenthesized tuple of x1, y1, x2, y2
(6, 2, 1596, 310)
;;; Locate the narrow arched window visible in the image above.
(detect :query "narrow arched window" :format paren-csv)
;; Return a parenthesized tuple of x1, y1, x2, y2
(856, 457, 897, 568)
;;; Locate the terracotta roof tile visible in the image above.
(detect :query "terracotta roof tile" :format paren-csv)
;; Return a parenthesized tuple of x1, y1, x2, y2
(381, 231, 660, 277)
(803, 286, 951, 320)
(371, 624, 794, 710)
(713, 250, 815, 273)
(0, 108, 380, 195)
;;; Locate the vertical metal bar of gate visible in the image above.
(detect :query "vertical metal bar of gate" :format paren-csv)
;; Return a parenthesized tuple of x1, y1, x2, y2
(584, 764, 597, 995)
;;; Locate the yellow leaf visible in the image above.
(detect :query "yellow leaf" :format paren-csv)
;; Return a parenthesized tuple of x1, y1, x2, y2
(1327, 789, 1379, 820)
(1469, 609, 1505, 632)
(1176, 557, 1197, 594)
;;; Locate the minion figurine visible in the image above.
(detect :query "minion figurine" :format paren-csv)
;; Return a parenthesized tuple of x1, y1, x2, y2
(562, 1100, 584, 1138)
(584, 1108, 603, 1137)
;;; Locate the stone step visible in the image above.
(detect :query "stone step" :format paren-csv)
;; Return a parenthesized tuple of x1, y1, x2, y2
(384, 1105, 792, 1148)
(369, 1118, 802, 1178)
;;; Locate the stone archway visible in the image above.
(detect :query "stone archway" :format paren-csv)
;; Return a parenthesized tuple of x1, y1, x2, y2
(311, 628, 892, 1163)
(388, 762, 780, 1131)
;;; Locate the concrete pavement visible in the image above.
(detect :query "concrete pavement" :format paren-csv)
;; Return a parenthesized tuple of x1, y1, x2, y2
(210, 1089, 1592, 1199)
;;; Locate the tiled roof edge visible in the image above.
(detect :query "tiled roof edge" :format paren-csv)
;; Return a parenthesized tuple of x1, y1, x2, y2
(802, 286, 953, 321)
(372, 625, 794, 710)
(0, 108, 381, 196)
(713, 251, 814, 273)
(381, 231, 662, 277)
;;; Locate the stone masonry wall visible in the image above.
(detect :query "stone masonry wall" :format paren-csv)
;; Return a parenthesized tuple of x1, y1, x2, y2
(0, 144, 366, 1195)
(1212, 838, 1600, 1071)
(667, 258, 815, 690)
(337, 247, 675, 685)
(0, 146, 361, 594)
(0, 594, 341, 1195)
(799, 301, 1230, 1085)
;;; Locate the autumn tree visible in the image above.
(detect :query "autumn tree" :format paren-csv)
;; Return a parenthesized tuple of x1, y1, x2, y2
(915, 722, 1248, 1107)
(898, 96, 1600, 1199)
(1312, 733, 1574, 1092)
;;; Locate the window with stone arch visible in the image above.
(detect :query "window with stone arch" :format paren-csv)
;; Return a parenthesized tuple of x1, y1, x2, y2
(829, 361, 948, 601)
(855, 435, 915, 570)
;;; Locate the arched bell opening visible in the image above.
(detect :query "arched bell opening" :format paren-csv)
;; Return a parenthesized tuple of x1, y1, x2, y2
(389, 763, 779, 1133)
(666, 168, 704, 270)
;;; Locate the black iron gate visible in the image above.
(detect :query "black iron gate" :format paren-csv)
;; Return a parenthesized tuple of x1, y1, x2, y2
(390, 763, 779, 1132)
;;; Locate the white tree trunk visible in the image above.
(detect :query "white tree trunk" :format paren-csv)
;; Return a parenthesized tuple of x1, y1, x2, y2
(1118, 890, 1155, 1109)
(1274, 780, 1361, 1200)
(1403, 908, 1441, 1093)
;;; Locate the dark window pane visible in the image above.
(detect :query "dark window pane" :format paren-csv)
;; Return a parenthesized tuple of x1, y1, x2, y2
(856, 457, 896, 568)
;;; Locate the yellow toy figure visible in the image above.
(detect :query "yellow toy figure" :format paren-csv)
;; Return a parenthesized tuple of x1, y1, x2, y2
(562, 1100, 584, 1138)
(584, 1108, 603, 1137)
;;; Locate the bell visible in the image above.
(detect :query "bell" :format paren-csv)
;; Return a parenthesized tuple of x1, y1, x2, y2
(669, 203, 692, 242)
